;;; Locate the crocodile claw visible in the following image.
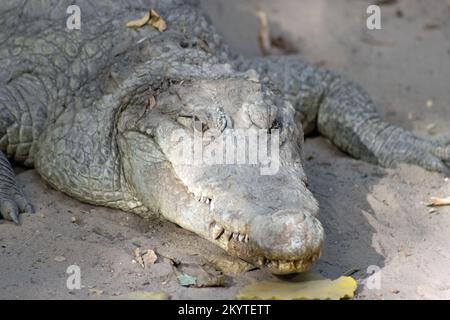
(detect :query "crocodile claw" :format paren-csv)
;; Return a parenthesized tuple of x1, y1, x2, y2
(0, 152, 34, 224)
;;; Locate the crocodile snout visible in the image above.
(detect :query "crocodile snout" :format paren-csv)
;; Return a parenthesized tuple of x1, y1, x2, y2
(248, 209, 324, 274)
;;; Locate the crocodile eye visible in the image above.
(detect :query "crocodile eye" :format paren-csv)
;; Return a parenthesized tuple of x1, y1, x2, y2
(177, 115, 209, 132)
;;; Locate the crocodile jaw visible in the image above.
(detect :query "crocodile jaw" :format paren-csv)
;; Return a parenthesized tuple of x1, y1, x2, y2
(119, 131, 324, 274)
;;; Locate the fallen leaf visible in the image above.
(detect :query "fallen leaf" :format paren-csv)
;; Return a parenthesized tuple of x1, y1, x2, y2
(428, 197, 450, 207)
(174, 263, 225, 288)
(113, 291, 169, 300)
(175, 270, 197, 287)
(126, 11, 151, 28)
(147, 9, 167, 32)
(256, 9, 271, 56)
(236, 272, 357, 300)
(126, 9, 166, 32)
(134, 248, 158, 268)
(142, 249, 158, 266)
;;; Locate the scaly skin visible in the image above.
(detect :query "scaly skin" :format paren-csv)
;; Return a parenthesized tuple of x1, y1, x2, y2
(0, 1, 449, 274)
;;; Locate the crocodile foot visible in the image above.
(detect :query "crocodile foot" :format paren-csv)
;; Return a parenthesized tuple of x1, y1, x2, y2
(0, 152, 34, 224)
(376, 130, 450, 175)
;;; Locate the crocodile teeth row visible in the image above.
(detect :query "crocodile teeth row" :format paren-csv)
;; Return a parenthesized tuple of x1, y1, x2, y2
(257, 255, 319, 269)
(209, 221, 249, 243)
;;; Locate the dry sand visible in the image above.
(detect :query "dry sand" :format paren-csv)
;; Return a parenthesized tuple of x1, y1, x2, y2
(1, 0, 450, 299)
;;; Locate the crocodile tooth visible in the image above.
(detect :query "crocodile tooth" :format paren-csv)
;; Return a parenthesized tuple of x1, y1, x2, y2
(238, 234, 245, 242)
(223, 230, 232, 241)
(232, 233, 238, 240)
(212, 224, 224, 239)
(244, 235, 249, 243)
(257, 257, 266, 265)
(195, 195, 201, 202)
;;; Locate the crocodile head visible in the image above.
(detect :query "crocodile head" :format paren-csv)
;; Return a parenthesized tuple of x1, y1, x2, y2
(117, 68, 324, 274)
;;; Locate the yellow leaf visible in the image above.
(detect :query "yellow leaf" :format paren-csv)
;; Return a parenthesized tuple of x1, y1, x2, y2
(126, 11, 151, 28)
(125, 9, 166, 32)
(148, 9, 167, 32)
(113, 291, 170, 300)
(236, 272, 357, 300)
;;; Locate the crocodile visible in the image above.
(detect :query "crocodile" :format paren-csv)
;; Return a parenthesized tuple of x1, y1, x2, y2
(0, 0, 449, 275)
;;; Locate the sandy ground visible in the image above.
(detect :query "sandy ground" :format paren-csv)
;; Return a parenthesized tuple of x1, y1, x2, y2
(1, 0, 450, 299)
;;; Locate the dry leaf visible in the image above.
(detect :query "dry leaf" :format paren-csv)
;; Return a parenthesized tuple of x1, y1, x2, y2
(256, 9, 299, 56)
(236, 272, 357, 300)
(134, 248, 158, 268)
(143, 249, 158, 266)
(126, 11, 151, 28)
(256, 9, 271, 56)
(428, 197, 450, 207)
(126, 9, 166, 32)
(148, 9, 167, 32)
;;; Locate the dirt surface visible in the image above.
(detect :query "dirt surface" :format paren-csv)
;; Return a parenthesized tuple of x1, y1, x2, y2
(1, 0, 450, 299)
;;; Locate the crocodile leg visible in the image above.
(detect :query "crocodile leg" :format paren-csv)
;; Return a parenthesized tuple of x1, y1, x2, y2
(0, 75, 45, 223)
(237, 56, 450, 175)
(316, 74, 450, 175)
(0, 151, 34, 223)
